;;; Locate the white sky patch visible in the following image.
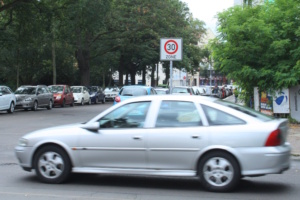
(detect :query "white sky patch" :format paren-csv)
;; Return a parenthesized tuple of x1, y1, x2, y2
(181, 0, 233, 34)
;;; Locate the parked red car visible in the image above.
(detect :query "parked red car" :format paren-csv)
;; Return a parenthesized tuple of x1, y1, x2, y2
(48, 85, 74, 107)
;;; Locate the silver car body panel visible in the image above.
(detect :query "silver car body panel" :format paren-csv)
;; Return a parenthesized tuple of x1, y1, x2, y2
(15, 95, 291, 177)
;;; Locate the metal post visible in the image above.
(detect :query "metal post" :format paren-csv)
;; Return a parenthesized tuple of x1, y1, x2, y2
(170, 61, 173, 89)
(209, 63, 212, 86)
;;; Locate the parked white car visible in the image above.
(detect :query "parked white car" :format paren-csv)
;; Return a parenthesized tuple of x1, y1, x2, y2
(71, 86, 91, 105)
(0, 85, 16, 113)
(104, 87, 119, 101)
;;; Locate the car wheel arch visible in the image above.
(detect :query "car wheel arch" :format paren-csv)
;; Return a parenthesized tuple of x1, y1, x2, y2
(31, 142, 74, 169)
(195, 148, 242, 176)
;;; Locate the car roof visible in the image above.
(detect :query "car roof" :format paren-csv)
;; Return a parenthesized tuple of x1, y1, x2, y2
(118, 94, 217, 103)
(122, 85, 153, 89)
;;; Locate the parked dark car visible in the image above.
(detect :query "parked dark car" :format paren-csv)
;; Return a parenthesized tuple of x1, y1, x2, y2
(15, 85, 53, 111)
(87, 86, 105, 104)
(48, 85, 74, 107)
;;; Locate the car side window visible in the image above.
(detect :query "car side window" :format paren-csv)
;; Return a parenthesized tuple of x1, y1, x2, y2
(99, 102, 150, 129)
(37, 87, 44, 94)
(155, 101, 202, 128)
(1, 87, 11, 95)
(201, 104, 246, 126)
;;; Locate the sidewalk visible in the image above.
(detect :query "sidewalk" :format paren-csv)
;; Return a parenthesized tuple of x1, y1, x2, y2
(224, 95, 300, 157)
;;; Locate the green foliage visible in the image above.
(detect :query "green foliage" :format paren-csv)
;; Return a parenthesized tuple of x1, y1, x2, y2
(211, 0, 300, 94)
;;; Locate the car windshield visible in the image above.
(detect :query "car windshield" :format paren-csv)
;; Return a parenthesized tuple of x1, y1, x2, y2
(120, 87, 147, 96)
(89, 87, 98, 92)
(15, 87, 36, 95)
(155, 90, 168, 94)
(215, 100, 274, 122)
(71, 87, 82, 93)
(172, 87, 190, 94)
(48, 86, 64, 94)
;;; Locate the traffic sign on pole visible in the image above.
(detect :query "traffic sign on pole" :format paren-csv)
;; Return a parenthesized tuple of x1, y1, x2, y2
(160, 38, 182, 61)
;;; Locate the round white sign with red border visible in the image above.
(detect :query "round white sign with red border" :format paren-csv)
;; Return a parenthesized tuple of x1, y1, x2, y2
(160, 38, 182, 61)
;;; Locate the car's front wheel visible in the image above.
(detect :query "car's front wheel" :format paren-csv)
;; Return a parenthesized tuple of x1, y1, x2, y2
(7, 102, 14, 113)
(198, 151, 240, 192)
(32, 101, 38, 111)
(33, 145, 71, 184)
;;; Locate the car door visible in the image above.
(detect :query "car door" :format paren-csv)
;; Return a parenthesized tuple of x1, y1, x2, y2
(37, 87, 46, 105)
(0, 87, 5, 109)
(146, 100, 209, 170)
(77, 101, 151, 168)
(83, 87, 90, 102)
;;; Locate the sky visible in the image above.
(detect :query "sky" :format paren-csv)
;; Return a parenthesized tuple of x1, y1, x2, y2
(181, 0, 234, 35)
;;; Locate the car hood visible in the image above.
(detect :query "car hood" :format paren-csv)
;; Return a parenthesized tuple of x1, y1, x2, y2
(22, 123, 85, 140)
(15, 94, 35, 101)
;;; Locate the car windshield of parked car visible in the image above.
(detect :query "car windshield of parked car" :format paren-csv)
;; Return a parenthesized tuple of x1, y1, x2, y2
(99, 101, 150, 128)
(48, 86, 64, 94)
(172, 87, 190, 94)
(120, 87, 147, 96)
(155, 89, 168, 94)
(89, 87, 98, 92)
(15, 87, 36, 95)
(215, 100, 274, 122)
(71, 87, 82, 93)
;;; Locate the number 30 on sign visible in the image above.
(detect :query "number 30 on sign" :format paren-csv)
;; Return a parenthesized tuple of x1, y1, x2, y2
(160, 38, 182, 61)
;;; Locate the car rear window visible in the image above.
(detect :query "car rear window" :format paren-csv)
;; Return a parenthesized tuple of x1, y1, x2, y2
(215, 100, 274, 122)
(171, 87, 189, 94)
(120, 87, 147, 96)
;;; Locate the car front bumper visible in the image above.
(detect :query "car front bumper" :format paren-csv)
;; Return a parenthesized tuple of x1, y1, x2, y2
(15, 101, 34, 109)
(15, 145, 34, 171)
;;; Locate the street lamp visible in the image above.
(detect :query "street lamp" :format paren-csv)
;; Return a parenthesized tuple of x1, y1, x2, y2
(209, 63, 213, 86)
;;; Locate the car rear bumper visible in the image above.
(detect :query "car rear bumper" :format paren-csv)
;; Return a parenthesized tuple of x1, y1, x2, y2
(238, 143, 291, 176)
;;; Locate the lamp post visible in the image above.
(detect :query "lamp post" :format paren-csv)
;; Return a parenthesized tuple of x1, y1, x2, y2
(209, 63, 212, 86)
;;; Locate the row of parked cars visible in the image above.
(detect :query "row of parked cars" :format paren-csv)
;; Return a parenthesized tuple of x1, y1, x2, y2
(0, 85, 121, 114)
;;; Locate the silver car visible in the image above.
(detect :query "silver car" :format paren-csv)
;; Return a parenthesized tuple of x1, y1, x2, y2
(15, 85, 53, 111)
(15, 95, 290, 192)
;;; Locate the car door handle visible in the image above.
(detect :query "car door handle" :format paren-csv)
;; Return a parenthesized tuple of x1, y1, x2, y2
(192, 135, 201, 139)
(133, 136, 142, 140)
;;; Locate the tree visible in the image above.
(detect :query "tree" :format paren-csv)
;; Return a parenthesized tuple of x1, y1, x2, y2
(211, 0, 300, 96)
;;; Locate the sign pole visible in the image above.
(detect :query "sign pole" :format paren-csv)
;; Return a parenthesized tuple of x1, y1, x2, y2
(170, 61, 173, 89)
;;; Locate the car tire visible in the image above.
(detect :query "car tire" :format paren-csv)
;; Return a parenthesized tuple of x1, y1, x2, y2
(47, 100, 52, 110)
(33, 145, 71, 184)
(198, 151, 240, 192)
(32, 101, 38, 111)
(61, 99, 65, 107)
(7, 102, 15, 113)
(70, 99, 74, 107)
(102, 97, 105, 104)
(88, 98, 91, 105)
(95, 97, 98, 104)
(81, 98, 84, 106)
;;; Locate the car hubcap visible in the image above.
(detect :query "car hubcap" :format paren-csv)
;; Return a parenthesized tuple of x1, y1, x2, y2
(203, 157, 234, 187)
(38, 152, 64, 179)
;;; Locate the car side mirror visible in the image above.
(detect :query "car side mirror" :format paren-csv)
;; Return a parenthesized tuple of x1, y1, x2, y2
(81, 122, 100, 132)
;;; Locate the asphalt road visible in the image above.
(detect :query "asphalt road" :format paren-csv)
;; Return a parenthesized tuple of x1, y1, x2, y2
(0, 102, 300, 200)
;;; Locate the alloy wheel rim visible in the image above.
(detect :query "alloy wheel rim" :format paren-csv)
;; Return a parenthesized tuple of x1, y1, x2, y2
(203, 157, 234, 187)
(38, 151, 64, 179)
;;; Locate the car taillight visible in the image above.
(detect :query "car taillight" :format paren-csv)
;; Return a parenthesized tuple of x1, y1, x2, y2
(115, 96, 121, 103)
(265, 129, 281, 146)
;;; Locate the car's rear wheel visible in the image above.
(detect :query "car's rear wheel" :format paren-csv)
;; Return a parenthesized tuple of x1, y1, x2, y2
(32, 101, 38, 111)
(102, 97, 105, 104)
(70, 99, 74, 107)
(81, 98, 84, 106)
(7, 102, 14, 113)
(47, 100, 52, 110)
(88, 98, 91, 105)
(198, 151, 240, 192)
(33, 145, 71, 184)
(95, 97, 98, 104)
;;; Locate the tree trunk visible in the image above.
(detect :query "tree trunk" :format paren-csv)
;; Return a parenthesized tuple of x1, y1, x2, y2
(130, 70, 136, 85)
(151, 66, 155, 87)
(125, 72, 129, 85)
(52, 41, 56, 85)
(118, 55, 124, 86)
(76, 49, 90, 86)
(142, 66, 146, 85)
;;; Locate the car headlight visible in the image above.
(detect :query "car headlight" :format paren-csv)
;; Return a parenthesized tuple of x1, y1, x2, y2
(56, 95, 61, 100)
(91, 93, 95, 97)
(18, 138, 28, 147)
(25, 98, 33, 101)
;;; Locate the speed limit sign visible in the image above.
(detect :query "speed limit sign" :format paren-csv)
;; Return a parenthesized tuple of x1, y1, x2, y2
(160, 38, 182, 61)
